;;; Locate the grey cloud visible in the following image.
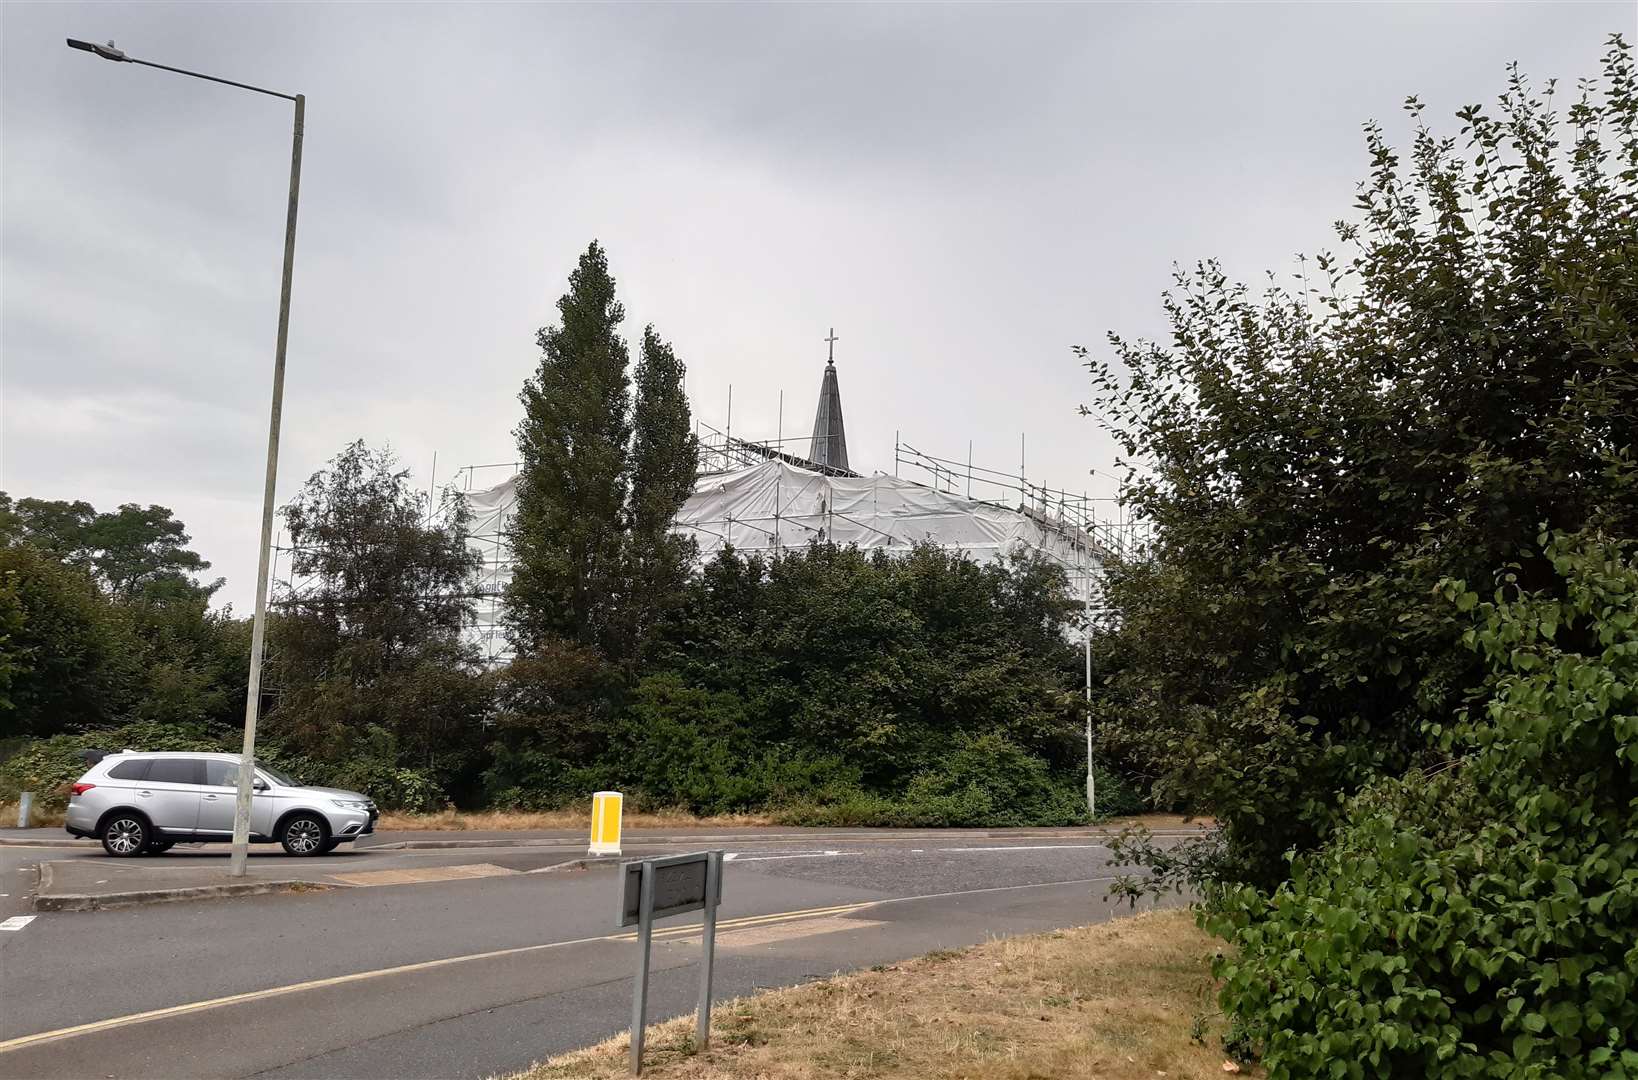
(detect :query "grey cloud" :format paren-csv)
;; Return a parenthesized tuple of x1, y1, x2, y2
(4, 0, 1627, 611)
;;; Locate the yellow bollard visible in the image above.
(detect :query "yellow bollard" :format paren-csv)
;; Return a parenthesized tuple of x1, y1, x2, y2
(588, 791, 623, 856)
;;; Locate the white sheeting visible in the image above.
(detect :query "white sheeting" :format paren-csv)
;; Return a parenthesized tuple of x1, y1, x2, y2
(677, 460, 1100, 589)
(459, 459, 1102, 653)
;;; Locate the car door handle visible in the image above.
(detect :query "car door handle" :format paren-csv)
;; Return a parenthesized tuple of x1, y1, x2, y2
(138, 790, 153, 798)
(202, 794, 220, 800)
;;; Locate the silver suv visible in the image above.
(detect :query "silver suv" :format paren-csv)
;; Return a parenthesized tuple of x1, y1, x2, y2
(65, 752, 378, 858)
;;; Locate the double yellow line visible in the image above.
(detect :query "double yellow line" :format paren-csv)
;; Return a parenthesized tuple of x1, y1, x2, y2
(0, 900, 873, 1055)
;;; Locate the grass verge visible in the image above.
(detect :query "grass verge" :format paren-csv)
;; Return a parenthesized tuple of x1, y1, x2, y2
(511, 908, 1255, 1080)
(379, 809, 1208, 833)
(375, 807, 777, 831)
(0, 801, 65, 829)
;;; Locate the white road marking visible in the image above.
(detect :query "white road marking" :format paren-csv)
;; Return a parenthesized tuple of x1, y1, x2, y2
(0, 877, 1124, 1054)
(938, 844, 1110, 853)
(0, 916, 36, 931)
(725, 850, 860, 863)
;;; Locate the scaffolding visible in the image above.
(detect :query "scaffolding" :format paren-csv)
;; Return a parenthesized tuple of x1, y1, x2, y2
(891, 436, 1149, 564)
(694, 419, 856, 478)
(275, 422, 1154, 664)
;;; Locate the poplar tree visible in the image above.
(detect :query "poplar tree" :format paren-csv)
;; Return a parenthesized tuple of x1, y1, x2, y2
(623, 326, 699, 653)
(506, 242, 634, 652)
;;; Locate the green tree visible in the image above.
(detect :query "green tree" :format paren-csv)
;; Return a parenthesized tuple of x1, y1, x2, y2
(483, 637, 625, 807)
(1209, 532, 1638, 1078)
(651, 542, 1088, 788)
(0, 495, 97, 569)
(267, 441, 484, 791)
(0, 545, 137, 738)
(0, 569, 25, 716)
(506, 242, 634, 654)
(0, 494, 214, 601)
(623, 325, 699, 655)
(85, 503, 214, 601)
(1080, 37, 1638, 885)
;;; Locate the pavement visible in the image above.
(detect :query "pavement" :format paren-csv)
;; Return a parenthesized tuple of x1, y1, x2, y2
(0, 825, 1199, 1079)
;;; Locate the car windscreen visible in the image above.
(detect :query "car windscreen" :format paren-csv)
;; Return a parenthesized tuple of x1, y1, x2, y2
(257, 763, 299, 787)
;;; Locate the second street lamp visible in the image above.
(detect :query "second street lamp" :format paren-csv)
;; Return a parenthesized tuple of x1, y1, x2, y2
(66, 38, 305, 878)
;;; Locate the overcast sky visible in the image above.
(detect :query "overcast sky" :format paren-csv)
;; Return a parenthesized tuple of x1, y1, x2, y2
(2, 2, 1627, 611)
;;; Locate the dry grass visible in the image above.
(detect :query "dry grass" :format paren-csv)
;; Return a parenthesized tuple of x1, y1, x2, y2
(380, 809, 1209, 834)
(375, 807, 777, 831)
(0, 801, 65, 829)
(511, 908, 1256, 1080)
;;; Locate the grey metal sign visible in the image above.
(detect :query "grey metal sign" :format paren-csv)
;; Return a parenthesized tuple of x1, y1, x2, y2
(621, 851, 721, 926)
(622, 850, 725, 1075)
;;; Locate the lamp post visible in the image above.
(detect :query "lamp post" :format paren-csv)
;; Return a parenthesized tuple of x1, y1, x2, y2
(67, 38, 304, 877)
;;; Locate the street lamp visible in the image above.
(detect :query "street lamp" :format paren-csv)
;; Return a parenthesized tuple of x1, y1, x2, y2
(66, 38, 305, 878)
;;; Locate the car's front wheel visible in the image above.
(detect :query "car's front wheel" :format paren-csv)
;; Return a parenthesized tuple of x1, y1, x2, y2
(279, 814, 329, 856)
(100, 814, 149, 858)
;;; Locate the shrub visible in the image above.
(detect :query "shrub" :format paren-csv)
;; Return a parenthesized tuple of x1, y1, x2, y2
(775, 734, 1139, 827)
(1208, 534, 1638, 1078)
(0, 721, 447, 814)
(268, 754, 447, 813)
(0, 721, 222, 812)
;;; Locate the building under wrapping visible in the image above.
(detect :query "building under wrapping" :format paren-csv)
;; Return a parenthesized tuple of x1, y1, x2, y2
(450, 344, 1125, 660)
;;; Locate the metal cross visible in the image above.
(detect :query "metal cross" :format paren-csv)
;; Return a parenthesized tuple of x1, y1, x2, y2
(825, 327, 838, 365)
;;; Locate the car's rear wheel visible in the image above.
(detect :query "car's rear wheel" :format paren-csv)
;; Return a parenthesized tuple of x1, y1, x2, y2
(100, 814, 149, 858)
(279, 814, 328, 856)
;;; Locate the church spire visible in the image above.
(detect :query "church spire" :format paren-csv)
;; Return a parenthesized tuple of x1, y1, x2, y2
(808, 327, 849, 472)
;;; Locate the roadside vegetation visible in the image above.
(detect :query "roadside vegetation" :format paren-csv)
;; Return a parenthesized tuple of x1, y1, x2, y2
(4, 32, 1631, 1080)
(3, 253, 1133, 829)
(373, 807, 776, 832)
(1087, 36, 1637, 1077)
(517, 909, 1250, 1080)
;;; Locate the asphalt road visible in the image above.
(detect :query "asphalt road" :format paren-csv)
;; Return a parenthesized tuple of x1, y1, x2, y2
(0, 832, 1179, 1079)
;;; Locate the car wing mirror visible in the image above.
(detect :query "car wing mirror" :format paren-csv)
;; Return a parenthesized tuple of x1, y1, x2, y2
(252, 778, 268, 791)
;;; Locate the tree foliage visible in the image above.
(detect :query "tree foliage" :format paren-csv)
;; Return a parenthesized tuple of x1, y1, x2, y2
(624, 325, 700, 653)
(484, 541, 1130, 822)
(506, 241, 635, 654)
(0, 493, 215, 601)
(0, 544, 137, 738)
(505, 245, 698, 664)
(266, 441, 484, 795)
(1209, 532, 1638, 1078)
(1081, 37, 1638, 885)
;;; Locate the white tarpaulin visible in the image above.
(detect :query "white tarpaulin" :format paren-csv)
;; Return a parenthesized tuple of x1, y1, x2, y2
(459, 459, 1103, 655)
(676, 460, 1101, 592)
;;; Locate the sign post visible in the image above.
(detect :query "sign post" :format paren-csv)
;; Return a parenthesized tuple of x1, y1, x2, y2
(590, 790, 623, 856)
(695, 850, 723, 1050)
(620, 850, 725, 1075)
(629, 859, 656, 1075)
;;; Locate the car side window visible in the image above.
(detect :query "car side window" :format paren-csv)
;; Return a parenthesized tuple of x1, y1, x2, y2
(106, 760, 151, 781)
(203, 760, 241, 787)
(146, 758, 204, 785)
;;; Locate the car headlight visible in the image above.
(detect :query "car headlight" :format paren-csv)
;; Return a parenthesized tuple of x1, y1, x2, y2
(331, 799, 371, 811)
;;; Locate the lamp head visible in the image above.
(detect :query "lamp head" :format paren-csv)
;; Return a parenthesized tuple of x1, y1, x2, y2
(66, 38, 129, 62)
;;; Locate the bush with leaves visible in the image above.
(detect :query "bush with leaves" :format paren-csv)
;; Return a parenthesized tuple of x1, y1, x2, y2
(1207, 533, 1638, 1078)
(0, 720, 223, 812)
(1081, 37, 1638, 886)
(0, 720, 445, 813)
